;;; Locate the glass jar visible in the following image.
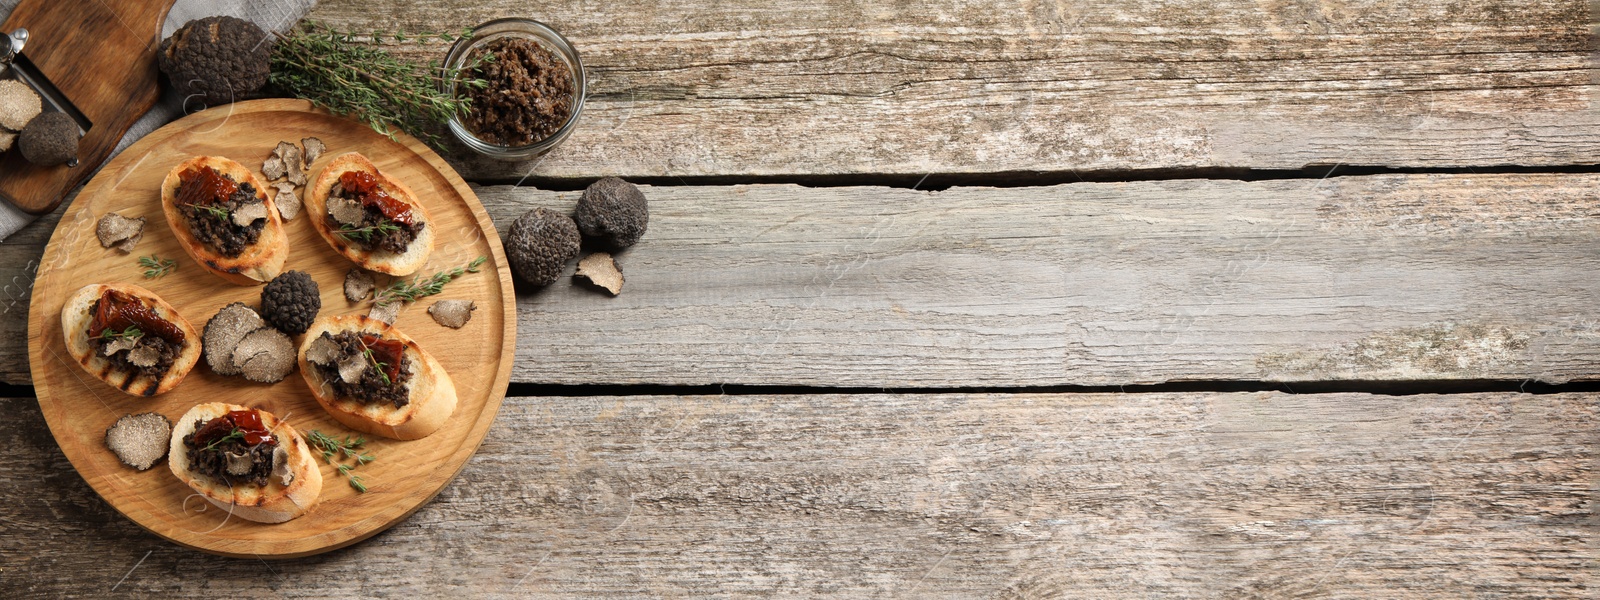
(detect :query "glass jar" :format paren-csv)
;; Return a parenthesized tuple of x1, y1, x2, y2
(442, 18, 586, 160)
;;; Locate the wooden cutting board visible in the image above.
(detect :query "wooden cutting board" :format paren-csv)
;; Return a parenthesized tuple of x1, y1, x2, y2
(26, 99, 517, 558)
(0, 0, 175, 214)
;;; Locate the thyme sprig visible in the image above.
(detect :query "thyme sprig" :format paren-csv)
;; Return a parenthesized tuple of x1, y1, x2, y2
(336, 221, 402, 243)
(359, 343, 393, 387)
(374, 255, 486, 307)
(308, 429, 375, 493)
(182, 202, 230, 221)
(202, 429, 245, 452)
(138, 255, 177, 279)
(99, 325, 143, 341)
(269, 21, 491, 147)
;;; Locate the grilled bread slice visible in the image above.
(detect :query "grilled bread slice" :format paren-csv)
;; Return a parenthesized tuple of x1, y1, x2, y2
(61, 283, 200, 397)
(305, 152, 435, 276)
(298, 314, 457, 440)
(161, 156, 288, 285)
(168, 402, 322, 523)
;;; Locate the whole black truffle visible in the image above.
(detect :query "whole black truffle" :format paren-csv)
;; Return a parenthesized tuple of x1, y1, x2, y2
(573, 177, 648, 249)
(506, 207, 580, 287)
(158, 16, 272, 107)
(261, 270, 320, 334)
(18, 112, 77, 166)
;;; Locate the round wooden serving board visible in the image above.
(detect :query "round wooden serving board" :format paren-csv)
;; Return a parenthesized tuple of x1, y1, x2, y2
(26, 99, 517, 558)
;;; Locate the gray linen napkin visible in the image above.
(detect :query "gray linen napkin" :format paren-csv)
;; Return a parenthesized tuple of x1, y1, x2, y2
(0, 0, 316, 241)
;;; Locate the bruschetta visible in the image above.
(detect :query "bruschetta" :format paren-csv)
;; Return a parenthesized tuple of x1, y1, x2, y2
(169, 402, 322, 523)
(160, 156, 289, 285)
(305, 152, 435, 276)
(61, 283, 201, 396)
(298, 314, 456, 440)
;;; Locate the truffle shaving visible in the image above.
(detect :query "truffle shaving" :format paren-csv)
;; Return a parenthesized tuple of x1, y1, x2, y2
(336, 353, 368, 384)
(328, 195, 365, 225)
(262, 155, 285, 181)
(231, 201, 269, 227)
(272, 445, 294, 486)
(126, 345, 161, 368)
(575, 252, 624, 295)
(203, 302, 265, 376)
(368, 301, 401, 324)
(232, 327, 295, 383)
(272, 181, 301, 220)
(95, 213, 147, 253)
(301, 137, 325, 164)
(104, 412, 172, 471)
(225, 451, 254, 476)
(305, 335, 341, 366)
(344, 268, 375, 302)
(0, 79, 41, 133)
(428, 299, 476, 329)
(101, 336, 139, 356)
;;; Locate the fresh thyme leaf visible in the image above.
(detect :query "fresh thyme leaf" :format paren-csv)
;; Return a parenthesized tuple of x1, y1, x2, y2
(202, 429, 245, 452)
(359, 344, 392, 387)
(269, 21, 489, 147)
(373, 255, 487, 307)
(137, 255, 177, 279)
(336, 221, 402, 243)
(182, 202, 230, 221)
(308, 429, 375, 493)
(99, 325, 143, 341)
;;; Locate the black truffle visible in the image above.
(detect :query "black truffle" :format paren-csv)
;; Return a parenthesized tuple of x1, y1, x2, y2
(573, 177, 648, 249)
(158, 16, 272, 107)
(18, 112, 77, 166)
(261, 270, 320, 334)
(506, 207, 580, 286)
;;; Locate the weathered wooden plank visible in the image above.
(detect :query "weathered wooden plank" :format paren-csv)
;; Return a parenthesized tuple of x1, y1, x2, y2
(1, 392, 1591, 596)
(4, 173, 1598, 386)
(308, 0, 1598, 179)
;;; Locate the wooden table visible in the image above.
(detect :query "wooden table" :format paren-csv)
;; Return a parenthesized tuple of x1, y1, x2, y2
(3, 0, 1595, 596)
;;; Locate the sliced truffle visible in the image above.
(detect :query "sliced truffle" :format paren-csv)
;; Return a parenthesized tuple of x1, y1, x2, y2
(336, 353, 368, 384)
(575, 252, 624, 295)
(301, 137, 325, 164)
(305, 334, 341, 366)
(101, 335, 140, 356)
(368, 301, 401, 324)
(344, 268, 375, 302)
(261, 270, 320, 334)
(272, 181, 301, 220)
(126, 345, 161, 368)
(428, 299, 476, 329)
(157, 16, 272, 106)
(95, 213, 147, 253)
(573, 177, 649, 250)
(231, 201, 268, 227)
(0, 79, 41, 133)
(104, 412, 172, 471)
(506, 207, 580, 287)
(272, 445, 294, 486)
(203, 302, 265, 376)
(19, 112, 78, 167)
(232, 327, 295, 383)
(262, 155, 286, 181)
(276, 141, 307, 186)
(328, 195, 365, 225)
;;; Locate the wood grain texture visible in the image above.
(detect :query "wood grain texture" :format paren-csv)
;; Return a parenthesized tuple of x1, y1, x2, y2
(0, 0, 174, 213)
(307, 0, 1598, 179)
(3, 172, 1598, 387)
(1, 392, 1591, 595)
(23, 99, 517, 557)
